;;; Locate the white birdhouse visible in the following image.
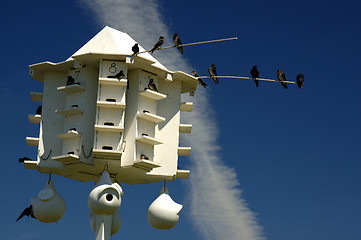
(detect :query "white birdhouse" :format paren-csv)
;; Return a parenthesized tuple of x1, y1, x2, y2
(30, 180, 66, 223)
(147, 187, 183, 230)
(24, 26, 197, 185)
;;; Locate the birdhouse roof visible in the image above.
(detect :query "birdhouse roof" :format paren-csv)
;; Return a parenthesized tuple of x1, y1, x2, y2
(68, 26, 169, 72)
(29, 26, 197, 93)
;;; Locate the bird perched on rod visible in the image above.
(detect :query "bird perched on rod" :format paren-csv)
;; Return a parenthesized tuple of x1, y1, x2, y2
(132, 43, 139, 54)
(173, 33, 183, 54)
(296, 73, 304, 89)
(16, 205, 36, 222)
(250, 65, 260, 87)
(208, 64, 219, 84)
(191, 71, 207, 88)
(147, 78, 158, 92)
(150, 36, 164, 53)
(277, 69, 288, 89)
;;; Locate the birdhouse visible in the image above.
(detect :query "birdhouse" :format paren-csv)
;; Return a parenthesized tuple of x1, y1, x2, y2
(25, 26, 197, 184)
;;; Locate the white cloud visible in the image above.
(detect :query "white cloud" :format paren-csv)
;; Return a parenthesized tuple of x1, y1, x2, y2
(79, 0, 265, 239)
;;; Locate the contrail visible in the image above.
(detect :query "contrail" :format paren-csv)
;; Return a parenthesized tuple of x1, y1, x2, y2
(79, 0, 265, 239)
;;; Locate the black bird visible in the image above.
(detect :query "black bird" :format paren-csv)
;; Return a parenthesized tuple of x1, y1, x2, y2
(132, 43, 139, 54)
(277, 69, 288, 89)
(36, 106, 42, 115)
(250, 65, 260, 87)
(173, 33, 183, 54)
(148, 78, 158, 92)
(150, 36, 164, 53)
(140, 154, 149, 160)
(191, 71, 207, 88)
(16, 205, 36, 222)
(66, 76, 75, 85)
(19, 157, 31, 163)
(107, 70, 125, 79)
(208, 64, 219, 84)
(296, 73, 304, 89)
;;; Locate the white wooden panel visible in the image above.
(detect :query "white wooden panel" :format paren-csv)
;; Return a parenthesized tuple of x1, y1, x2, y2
(99, 60, 128, 79)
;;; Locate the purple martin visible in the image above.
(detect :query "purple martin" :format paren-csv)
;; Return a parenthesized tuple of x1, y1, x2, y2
(148, 78, 158, 92)
(250, 65, 260, 87)
(19, 157, 31, 163)
(107, 70, 125, 79)
(36, 106, 42, 115)
(132, 43, 139, 54)
(140, 154, 149, 160)
(150, 36, 164, 53)
(16, 205, 36, 222)
(208, 64, 219, 84)
(173, 33, 184, 54)
(191, 71, 207, 88)
(277, 69, 288, 89)
(66, 76, 75, 85)
(296, 73, 304, 89)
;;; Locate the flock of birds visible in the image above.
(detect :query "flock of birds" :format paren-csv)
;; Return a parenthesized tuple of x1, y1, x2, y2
(130, 33, 304, 90)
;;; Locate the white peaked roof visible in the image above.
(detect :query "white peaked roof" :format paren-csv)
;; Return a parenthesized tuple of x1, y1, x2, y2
(69, 26, 169, 71)
(29, 26, 197, 93)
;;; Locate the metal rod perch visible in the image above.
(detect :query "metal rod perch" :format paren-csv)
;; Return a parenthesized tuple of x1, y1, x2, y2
(197, 76, 297, 84)
(137, 37, 238, 54)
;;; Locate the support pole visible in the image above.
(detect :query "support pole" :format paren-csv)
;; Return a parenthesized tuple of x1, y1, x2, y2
(94, 215, 113, 240)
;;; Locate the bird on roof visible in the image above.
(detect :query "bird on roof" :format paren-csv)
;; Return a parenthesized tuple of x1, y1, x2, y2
(150, 36, 164, 53)
(19, 157, 31, 163)
(191, 71, 207, 88)
(148, 78, 158, 92)
(132, 43, 139, 54)
(250, 65, 260, 87)
(296, 73, 304, 89)
(277, 69, 288, 89)
(208, 64, 219, 84)
(16, 205, 36, 222)
(173, 33, 184, 54)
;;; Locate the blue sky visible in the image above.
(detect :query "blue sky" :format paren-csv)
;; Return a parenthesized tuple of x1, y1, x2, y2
(1, 0, 361, 240)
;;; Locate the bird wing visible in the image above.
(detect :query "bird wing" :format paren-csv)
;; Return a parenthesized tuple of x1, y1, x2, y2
(16, 207, 29, 222)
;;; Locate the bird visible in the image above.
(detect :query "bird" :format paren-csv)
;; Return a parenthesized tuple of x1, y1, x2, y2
(250, 65, 260, 87)
(19, 157, 31, 163)
(148, 78, 158, 92)
(66, 76, 75, 85)
(296, 73, 304, 89)
(107, 70, 125, 79)
(36, 106, 42, 115)
(208, 64, 219, 84)
(132, 43, 139, 54)
(16, 205, 36, 222)
(277, 69, 288, 89)
(150, 36, 164, 53)
(140, 154, 149, 160)
(191, 71, 207, 88)
(173, 33, 183, 54)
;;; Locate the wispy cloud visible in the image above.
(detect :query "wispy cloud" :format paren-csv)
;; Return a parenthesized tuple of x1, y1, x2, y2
(182, 90, 265, 239)
(79, 0, 265, 239)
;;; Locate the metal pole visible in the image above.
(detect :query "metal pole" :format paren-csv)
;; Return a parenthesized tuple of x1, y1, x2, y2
(137, 37, 238, 54)
(197, 76, 297, 84)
